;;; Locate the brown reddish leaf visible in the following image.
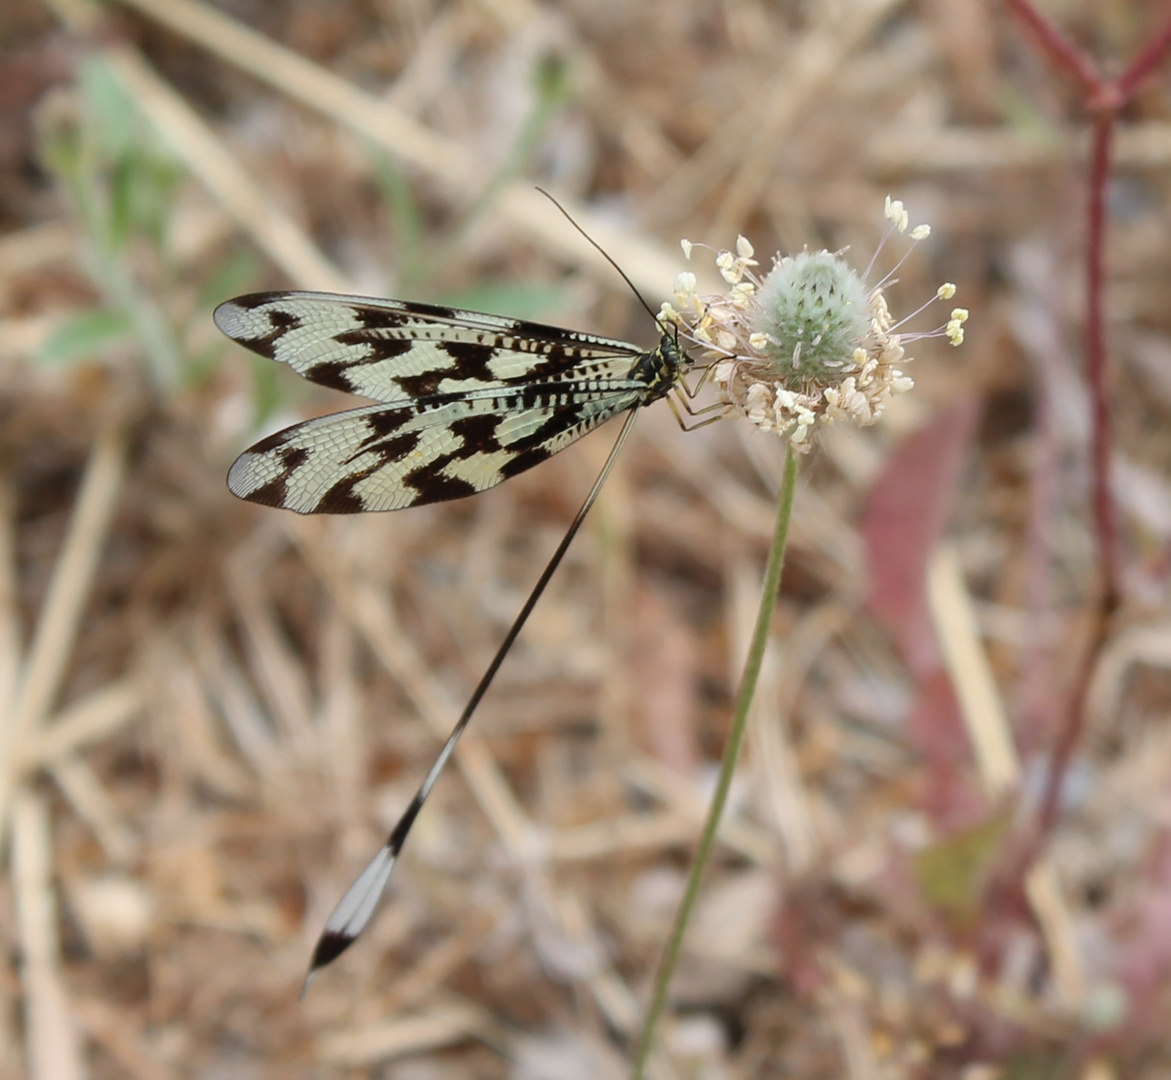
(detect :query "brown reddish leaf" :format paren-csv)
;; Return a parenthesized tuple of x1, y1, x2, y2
(909, 668, 988, 829)
(862, 399, 979, 677)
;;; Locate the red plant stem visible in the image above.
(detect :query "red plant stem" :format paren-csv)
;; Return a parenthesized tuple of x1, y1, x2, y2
(1083, 115, 1119, 614)
(992, 2, 1109, 841)
(1033, 111, 1123, 836)
(991, 0, 1171, 960)
(1002, 1, 1171, 837)
(1115, 16, 1171, 101)
(1002, 0, 1102, 95)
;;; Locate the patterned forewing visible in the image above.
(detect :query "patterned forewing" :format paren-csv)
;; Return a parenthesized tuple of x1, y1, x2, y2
(214, 291, 652, 402)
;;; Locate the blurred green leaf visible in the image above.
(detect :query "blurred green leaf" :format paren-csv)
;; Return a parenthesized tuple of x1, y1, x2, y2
(37, 99, 84, 180)
(998, 86, 1063, 146)
(111, 151, 182, 250)
(249, 353, 285, 426)
(77, 57, 180, 251)
(368, 148, 424, 289)
(39, 308, 133, 366)
(533, 49, 572, 105)
(79, 57, 140, 160)
(913, 810, 1013, 924)
(1001, 1050, 1070, 1080)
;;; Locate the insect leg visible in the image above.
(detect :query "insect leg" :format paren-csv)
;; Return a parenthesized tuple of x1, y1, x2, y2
(666, 392, 731, 432)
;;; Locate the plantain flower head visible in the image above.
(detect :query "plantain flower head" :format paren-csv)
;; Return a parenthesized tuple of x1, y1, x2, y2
(662, 198, 967, 450)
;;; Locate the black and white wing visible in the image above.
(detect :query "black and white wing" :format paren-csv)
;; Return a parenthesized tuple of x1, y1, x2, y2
(215, 291, 680, 513)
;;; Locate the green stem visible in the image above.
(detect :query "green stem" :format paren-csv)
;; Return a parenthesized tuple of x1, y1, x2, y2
(631, 443, 799, 1079)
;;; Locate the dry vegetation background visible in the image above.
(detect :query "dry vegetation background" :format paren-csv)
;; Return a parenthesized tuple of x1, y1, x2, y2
(2, 0, 1171, 1077)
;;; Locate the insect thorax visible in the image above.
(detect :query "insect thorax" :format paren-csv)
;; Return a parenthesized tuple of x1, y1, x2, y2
(633, 334, 688, 404)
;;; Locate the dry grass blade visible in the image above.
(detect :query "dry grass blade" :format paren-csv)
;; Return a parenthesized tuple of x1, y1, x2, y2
(622, 758, 776, 864)
(0, 473, 20, 725)
(12, 791, 84, 1080)
(0, 422, 127, 844)
(109, 47, 355, 293)
(20, 678, 144, 773)
(73, 997, 180, 1080)
(286, 518, 534, 854)
(927, 545, 1022, 795)
(112, 0, 692, 298)
(648, 0, 902, 231)
(317, 1000, 502, 1066)
(710, 0, 906, 238)
(928, 543, 1085, 1007)
(151, 646, 255, 800)
(49, 756, 139, 864)
(866, 121, 1171, 172)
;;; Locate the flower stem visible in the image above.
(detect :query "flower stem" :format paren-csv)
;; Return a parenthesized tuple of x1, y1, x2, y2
(631, 443, 799, 1079)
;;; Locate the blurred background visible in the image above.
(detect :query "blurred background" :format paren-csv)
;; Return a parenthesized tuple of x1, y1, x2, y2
(2, 1, 1171, 1077)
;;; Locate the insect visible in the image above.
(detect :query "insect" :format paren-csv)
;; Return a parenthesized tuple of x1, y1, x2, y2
(216, 279, 699, 991)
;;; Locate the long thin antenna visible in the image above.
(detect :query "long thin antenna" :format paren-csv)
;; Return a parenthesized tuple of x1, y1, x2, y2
(303, 407, 642, 993)
(535, 187, 664, 328)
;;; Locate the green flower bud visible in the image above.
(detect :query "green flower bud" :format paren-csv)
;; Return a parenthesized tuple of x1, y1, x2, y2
(751, 251, 868, 381)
